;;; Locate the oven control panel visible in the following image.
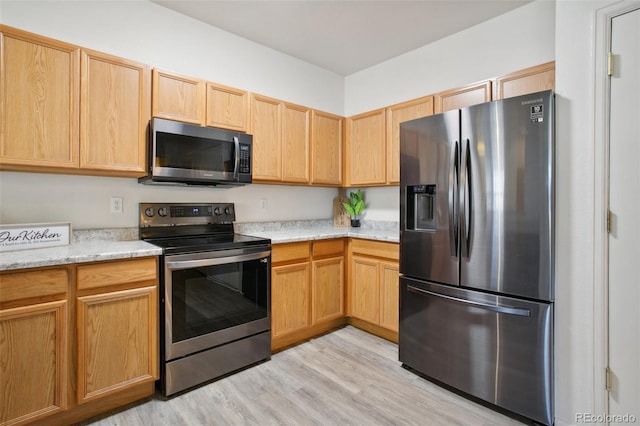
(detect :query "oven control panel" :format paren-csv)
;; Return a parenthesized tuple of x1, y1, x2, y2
(139, 203, 235, 226)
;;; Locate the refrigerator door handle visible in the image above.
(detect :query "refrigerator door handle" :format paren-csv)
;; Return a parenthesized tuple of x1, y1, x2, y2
(461, 139, 472, 257)
(407, 285, 531, 317)
(449, 140, 460, 257)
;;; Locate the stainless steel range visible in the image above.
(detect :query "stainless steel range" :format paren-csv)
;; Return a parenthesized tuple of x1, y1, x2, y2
(139, 202, 271, 396)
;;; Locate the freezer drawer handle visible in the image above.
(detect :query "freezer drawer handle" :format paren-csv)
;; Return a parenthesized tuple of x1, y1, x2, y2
(407, 285, 531, 317)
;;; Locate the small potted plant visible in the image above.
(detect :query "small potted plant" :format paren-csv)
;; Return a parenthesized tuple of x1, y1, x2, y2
(342, 189, 365, 227)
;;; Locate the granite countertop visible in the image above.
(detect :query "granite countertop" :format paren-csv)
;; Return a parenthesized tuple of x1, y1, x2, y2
(0, 220, 399, 272)
(236, 219, 399, 244)
(0, 230, 162, 272)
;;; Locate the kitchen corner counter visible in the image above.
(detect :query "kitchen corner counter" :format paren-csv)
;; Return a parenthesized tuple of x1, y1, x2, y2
(0, 231, 162, 271)
(235, 220, 399, 244)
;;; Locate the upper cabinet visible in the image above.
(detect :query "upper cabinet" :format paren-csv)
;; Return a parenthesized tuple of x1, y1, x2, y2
(0, 25, 149, 177)
(250, 94, 283, 181)
(0, 26, 80, 170)
(311, 110, 343, 186)
(250, 94, 311, 184)
(345, 109, 386, 186)
(385, 95, 434, 185)
(434, 80, 492, 113)
(80, 49, 149, 176)
(151, 69, 205, 125)
(494, 61, 555, 100)
(206, 82, 249, 132)
(152, 69, 249, 132)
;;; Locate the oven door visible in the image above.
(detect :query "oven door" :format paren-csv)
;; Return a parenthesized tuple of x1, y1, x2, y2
(163, 245, 270, 361)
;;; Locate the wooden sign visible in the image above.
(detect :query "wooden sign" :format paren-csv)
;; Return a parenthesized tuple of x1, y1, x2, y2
(0, 223, 71, 252)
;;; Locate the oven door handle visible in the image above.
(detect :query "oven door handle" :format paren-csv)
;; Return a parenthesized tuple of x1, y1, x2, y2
(166, 250, 270, 270)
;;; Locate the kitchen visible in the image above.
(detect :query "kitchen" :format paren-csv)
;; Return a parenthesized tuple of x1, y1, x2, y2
(0, 1, 637, 425)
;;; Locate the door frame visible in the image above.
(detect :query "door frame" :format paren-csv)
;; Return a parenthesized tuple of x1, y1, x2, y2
(593, 0, 640, 418)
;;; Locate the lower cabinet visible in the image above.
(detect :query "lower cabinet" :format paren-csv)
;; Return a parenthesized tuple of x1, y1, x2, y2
(0, 257, 158, 426)
(0, 267, 70, 426)
(348, 239, 400, 341)
(271, 239, 345, 350)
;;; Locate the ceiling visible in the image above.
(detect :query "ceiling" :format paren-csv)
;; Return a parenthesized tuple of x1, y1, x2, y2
(152, 0, 533, 76)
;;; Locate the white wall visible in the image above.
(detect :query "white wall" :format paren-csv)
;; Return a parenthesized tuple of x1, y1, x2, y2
(0, 0, 341, 228)
(347, 0, 556, 223)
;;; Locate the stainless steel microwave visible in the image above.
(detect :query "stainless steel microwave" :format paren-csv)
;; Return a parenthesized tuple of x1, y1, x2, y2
(139, 118, 252, 187)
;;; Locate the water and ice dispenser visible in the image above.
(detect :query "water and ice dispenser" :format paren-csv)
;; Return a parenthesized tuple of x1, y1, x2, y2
(406, 185, 436, 231)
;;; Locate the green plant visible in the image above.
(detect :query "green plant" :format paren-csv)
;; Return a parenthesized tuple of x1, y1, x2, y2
(342, 189, 364, 218)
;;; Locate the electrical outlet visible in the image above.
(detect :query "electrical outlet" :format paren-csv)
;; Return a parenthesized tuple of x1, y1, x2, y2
(259, 198, 267, 210)
(111, 197, 124, 214)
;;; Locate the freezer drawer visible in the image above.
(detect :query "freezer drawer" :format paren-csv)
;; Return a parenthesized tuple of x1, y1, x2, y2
(399, 277, 553, 425)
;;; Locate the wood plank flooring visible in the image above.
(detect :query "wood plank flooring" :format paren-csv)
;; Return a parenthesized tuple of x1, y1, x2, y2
(81, 326, 525, 426)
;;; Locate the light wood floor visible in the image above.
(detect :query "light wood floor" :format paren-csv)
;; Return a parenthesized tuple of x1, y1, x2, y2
(82, 326, 525, 426)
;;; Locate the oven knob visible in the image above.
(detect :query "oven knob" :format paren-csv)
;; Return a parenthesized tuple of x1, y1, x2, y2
(144, 207, 154, 217)
(214, 207, 222, 216)
(158, 207, 168, 217)
(224, 207, 232, 215)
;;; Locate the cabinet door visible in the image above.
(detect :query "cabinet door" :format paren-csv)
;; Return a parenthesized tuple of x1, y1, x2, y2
(312, 256, 344, 325)
(311, 110, 343, 185)
(282, 102, 310, 183)
(206, 82, 248, 132)
(350, 255, 380, 323)
(152, 68, 205, 125)
(494, 61, 555, 100)
(0, 26, 80, 170)
(435, 80, 492, 113)
(386, 96, 434, 184)
(250, 94, 282, 181)
(346, 109, 386, 186)
(80, 49, 149, 176)
(76, 285, 158, 404)
(0, 300, 68, 425)
(379, 260, 399, 332)
(271, 262, 310, 337)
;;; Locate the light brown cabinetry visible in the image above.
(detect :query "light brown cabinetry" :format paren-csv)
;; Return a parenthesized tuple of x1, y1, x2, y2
(80, 49, 149, 176)
(151, 69, 205, 125)
(311, 110, 343, 186)
(271, 240, 346, 350)
(494, 61, 555, 100)
(385, 95, 434, 184)
(345, 108, 386, 186)
(434, 80, 492, 113)
(250, 94, 310, 184)
(0, 25, 149, 177)
(75, 258, 158, 404)
(0, 267, 70, 426)
(151, 69, 249, 131)
(206, 82, 249, 132)
(347, 239, 399, 341)
(311, 239, 344, 324)
(0, 26, 80, 170)
(0, 257, 158, 426)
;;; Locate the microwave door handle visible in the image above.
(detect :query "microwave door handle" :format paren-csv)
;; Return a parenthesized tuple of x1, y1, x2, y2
(233, 136, 240, 179)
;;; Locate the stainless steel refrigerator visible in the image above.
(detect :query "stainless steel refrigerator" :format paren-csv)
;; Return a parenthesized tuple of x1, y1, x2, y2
(399, 90, 554, 425)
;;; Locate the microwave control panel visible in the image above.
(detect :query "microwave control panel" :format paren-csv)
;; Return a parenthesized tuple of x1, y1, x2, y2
(239, 144, 251, 174)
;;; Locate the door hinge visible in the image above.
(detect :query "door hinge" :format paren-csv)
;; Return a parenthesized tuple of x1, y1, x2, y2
(607, 210, 612, 233)
(608, 52, 615, 76)
(606, 366, 613, 391)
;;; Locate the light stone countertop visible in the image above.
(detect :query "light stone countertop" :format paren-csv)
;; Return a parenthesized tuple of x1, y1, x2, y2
(0, 220, 399, 272)
(236, 219, 399, 244)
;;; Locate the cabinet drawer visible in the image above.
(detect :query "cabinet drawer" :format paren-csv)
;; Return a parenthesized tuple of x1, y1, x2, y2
(0, 267, 69, 303)
(77, 257, 157, 291)
(350, 239, 399, 261)
(272, 242, 310, 264)
(312, 239, 344, 258)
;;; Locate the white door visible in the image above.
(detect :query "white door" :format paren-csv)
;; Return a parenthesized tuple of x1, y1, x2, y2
(608, 6, 640, 420)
